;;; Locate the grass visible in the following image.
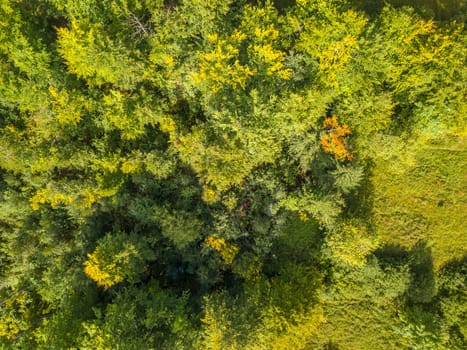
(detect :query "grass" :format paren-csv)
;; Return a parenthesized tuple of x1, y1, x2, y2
(371, 131, 466, 270)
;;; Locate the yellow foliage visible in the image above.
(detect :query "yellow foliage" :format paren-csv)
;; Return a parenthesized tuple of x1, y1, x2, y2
(48, 86, 83, 125)
(80, 188, 99, 209)
(83, 248, 124, 289)
(30, 185, 112, 211)
(401, 19, 434, 46)
(92, 156, 120, 174)
(259, 307, 324, 350)
(5, 125, 16, 134)
(205, 234, 239, 264)
(0, 291, 28, 339)
(327, 220, 378, 267)
(207, 33, 218, 43)
(56, 19, 98, 80)
(222, 193, 238, 210)
(248, 24, 291, 79)
(231, 29, 247, 42)
(251, 44, 291, 79)
(254, 25, 279, 41)
(30, 188, 73, 210)
(299, 211, 309, 222)
(159, 116, 177, 133)
(81, 323, 114, 350)
(319, 35, 358, 84)
(296, 7, 367, 87)
(0, 315, 21, 339)
(77, 186, 121, 211)
(192, 31, 255, 91)
(30, 189, 48, 210)
(121, 158, 140, 174)
(162, 54, 174, 68)
(102, 90, 146, 140)
(202, 185, 219, 204)
(200, 302, 237, 350)
(57, 18, 141, 89)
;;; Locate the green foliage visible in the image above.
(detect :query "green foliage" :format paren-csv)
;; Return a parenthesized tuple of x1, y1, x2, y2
(32, 274, 99, 349)
(80, 282, 196, 350)
(200, 262, 323, 350)
(407, 241, 437, 303)
(154, 206, 204, 249)
(280, 192, 344, 229)
(0, 0, 465, 348)
(307, 257, 411, 349)
(177, 123, 280, 194)
(331, 165, 364, 194)
(436, 258, 467, 347)
(325, 218, 378, 267)
(84, 232, 156, 288)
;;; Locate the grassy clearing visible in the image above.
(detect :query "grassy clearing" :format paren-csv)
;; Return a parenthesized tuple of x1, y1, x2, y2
(371, 132, 466, 269)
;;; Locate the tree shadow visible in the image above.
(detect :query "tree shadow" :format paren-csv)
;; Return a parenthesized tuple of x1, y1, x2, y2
(407, 241, 436, 303)
(351, 0, 465, 22)
(342, 161, 375, 223)
(324, 340, 340, 350)
(374, 240, 436, 303)
(273, 0, 296, 11)
(373, 241, 443, 340)
(374, 243, 410, 268)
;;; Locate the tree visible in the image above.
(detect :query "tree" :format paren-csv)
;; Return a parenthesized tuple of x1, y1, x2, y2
(0, 0, 465, 348)
(325, 218, 378, 267)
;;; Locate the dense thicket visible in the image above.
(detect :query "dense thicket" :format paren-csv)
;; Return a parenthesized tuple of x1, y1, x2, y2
(0, 0, 465, 349)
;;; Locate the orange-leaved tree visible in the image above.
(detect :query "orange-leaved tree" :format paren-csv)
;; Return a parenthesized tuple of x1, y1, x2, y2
(320, 115, 353, 161)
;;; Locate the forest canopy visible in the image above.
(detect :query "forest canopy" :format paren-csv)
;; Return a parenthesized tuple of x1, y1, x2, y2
(0, 0, 465, 349)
